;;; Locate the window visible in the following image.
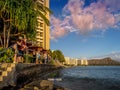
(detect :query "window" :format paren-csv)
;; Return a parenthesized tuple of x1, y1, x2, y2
(40, 23, 43, 27)
(40, 42, 43, 47)
(40, 32, 43, 37)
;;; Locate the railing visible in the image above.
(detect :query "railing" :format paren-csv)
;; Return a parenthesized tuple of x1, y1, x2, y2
(24, 48, 36, 63)
(0, 44, 51, 64)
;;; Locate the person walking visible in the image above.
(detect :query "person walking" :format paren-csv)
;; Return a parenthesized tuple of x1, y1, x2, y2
(43, 52, 48, 64)
(36, 48, 41, 64)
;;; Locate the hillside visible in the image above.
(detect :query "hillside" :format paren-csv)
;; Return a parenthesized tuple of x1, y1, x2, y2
(88, 57, 120, 65)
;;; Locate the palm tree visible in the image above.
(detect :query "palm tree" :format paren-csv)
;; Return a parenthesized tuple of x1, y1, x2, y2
(0, 0, 52, 48)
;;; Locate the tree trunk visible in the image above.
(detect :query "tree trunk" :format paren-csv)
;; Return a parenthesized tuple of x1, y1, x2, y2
(3, 20, 11, 48)
(0, 36, 3, 47)
(3, 22, 6, 48)
(6, 27, 10, 48)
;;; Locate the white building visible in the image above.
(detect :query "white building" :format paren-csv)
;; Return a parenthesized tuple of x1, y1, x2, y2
(64, 57, 78, 66)
(64, 57, 88, 66)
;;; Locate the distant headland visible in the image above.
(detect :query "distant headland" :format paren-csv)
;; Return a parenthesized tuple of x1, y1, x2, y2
(64, 57, 120, 66)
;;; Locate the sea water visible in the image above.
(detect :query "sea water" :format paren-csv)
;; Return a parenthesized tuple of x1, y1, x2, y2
(55, 66, 120, 90)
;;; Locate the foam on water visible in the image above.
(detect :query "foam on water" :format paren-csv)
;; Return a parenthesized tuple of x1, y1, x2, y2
(55, 66, 120, 90)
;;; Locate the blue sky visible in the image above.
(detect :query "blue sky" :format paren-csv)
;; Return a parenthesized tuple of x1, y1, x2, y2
(50, 0, 120, 60)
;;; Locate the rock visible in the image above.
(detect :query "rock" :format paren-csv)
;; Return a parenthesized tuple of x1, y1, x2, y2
(19, 88, 24, 90)
(53, 84, 69, 90)
(34, 86, 39, 90)
(40, 80, 53, 90)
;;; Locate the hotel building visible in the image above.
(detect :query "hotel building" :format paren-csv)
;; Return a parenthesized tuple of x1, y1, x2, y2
(36, 0, 50, 50)
(64, 57, 88, 66)
(64, 57, 78, 66)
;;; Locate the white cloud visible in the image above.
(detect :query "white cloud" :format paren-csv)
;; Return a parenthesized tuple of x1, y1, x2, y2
(50, 0, 120, 40)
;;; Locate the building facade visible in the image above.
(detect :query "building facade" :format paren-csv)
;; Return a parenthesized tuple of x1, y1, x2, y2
(36, 0, 50, 50)
(64, 57, 88, 66)
(64, 57, 78, 66)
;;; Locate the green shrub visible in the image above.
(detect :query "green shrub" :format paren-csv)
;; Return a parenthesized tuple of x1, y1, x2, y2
(0, 47, 14, 63)
(49, 59, 54, 65)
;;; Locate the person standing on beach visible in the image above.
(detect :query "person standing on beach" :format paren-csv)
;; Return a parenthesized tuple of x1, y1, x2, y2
(16, 36, 27, 63)
(43, 52, 48, 64)
(32, 50, 36, 63)
(21, 36, 28, 62)
(16, 37, 23, 63)
(36, 48, 41, 64)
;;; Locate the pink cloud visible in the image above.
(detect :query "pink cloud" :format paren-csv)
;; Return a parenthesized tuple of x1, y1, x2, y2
(86, 2, 115, 29)
(50, 16, 70, 40)
(64, 0, 83, 14)
(100, 0, 120, 12)
(50, 0, 120, 40)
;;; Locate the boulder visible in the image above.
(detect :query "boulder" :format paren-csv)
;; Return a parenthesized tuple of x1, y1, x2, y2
(40, 80, 53, 90)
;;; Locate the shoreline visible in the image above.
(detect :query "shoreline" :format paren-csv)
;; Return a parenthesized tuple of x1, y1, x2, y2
(1, 64, 120, 90)
(0, 63, 64, 90)
(18, 79, 69, 90)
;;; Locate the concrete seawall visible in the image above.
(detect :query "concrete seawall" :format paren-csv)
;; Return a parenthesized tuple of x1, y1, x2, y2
(0, 63, 61, 89)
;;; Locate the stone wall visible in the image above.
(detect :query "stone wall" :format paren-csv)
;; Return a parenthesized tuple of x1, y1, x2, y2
(0, 63, 61, 89)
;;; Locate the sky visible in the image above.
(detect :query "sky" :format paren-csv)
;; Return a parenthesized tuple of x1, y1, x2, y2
(49, 0, 120, 60)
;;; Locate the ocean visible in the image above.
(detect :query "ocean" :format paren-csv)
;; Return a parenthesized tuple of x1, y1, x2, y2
(55, 66, 120, 90)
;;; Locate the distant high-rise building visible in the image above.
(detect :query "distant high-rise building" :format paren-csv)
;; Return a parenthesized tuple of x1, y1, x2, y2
(64, 57, 78, 66)
(36, 0, 50, 50)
